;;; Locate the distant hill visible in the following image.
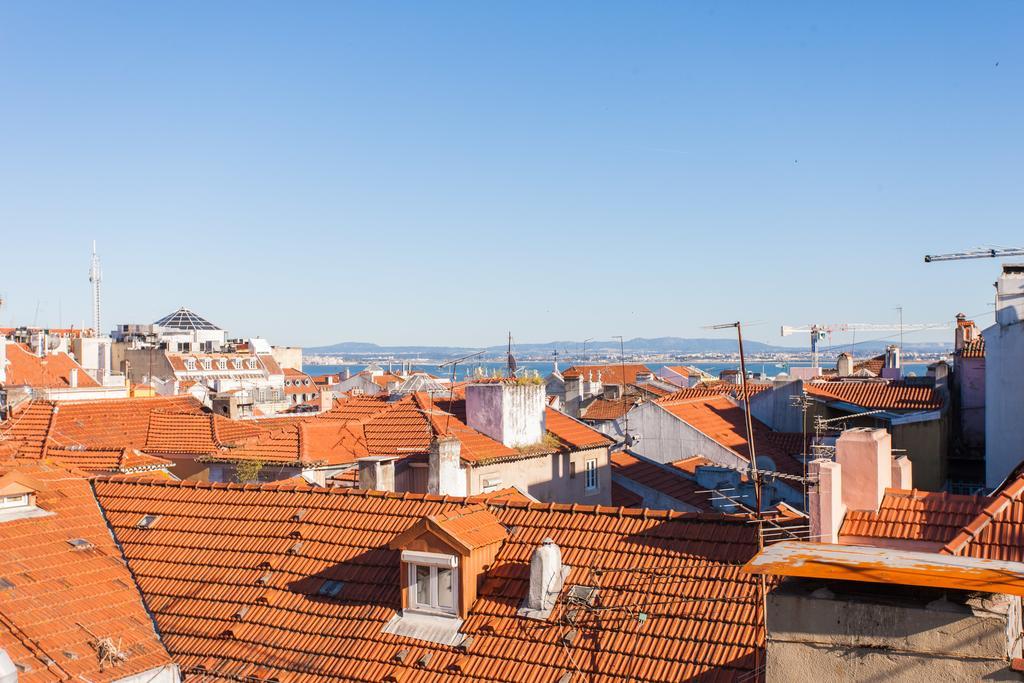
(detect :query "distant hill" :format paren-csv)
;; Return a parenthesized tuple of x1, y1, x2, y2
(305, 337, 952, 358)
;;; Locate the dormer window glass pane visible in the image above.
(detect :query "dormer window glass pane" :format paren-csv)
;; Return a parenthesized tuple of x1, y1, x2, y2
(1, 494, 29, 509)
(437, 567, 454, 608)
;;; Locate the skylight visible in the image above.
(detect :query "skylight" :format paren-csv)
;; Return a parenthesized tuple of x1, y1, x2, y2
(153, 307, 221, 331)
(137, 515, 159, 529)
(67, 538, 93, 550)
(318, 580, 344, 598)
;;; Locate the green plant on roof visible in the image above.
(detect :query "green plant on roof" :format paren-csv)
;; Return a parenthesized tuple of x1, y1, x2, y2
(234, 459, 264, 484)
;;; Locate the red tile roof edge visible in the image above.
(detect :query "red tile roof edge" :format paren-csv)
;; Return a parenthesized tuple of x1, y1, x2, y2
(92, 474, 759, 523)
(941, 477, 1024, 556)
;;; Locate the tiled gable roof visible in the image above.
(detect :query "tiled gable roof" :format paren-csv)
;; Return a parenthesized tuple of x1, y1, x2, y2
(610, 451, 713, 510)
(805, 380, 943, 411)
(93, 477, 766, 683)
(562, 364, 652, 385)
(579, 396, 638, 421)
(2, 343, 101, 389)
(544, 408, 614, 450)
(658, 382, 772, 403)
(942, 476, 1024, 561)
(43, 447, 174, 475)
(841, 488, 987, 546)
(655, 397, 805, 478)
(0, 461, 173, 682)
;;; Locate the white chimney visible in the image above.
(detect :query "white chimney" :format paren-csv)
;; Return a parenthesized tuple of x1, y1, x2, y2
(358, 456, 396, 492)
(428, 437, 465, 496)
(0, 337, 7, 385)
(836, 353, 854, 377)
(528, 538, 565, 614)
(0, 647, 16, 683)
(465, 382, 545, 448)
(809, 459, 844, 544)
(69, 368, 78, 388)
(996, 265, 1024, 328)
(836, 428, 892, 512)
(881, 345, 902, 380)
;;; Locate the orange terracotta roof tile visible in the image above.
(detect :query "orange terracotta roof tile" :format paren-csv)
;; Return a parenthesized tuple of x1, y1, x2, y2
(840, 488, 987, 546)
(544, 408, 614, 449)
(562, 364, 652, 385)
(610, 451, 714, 510)
(805, 380, 943, 411)
(610, 481, 644, 508)
(2, 343, 101, 389)
(579, 397, 638, 421)
(0, 461, 173, 682)
(93, 477, 767, 682)
(655, 396, 805, 478)
(942, 476, 1024, 561)
(671, 455, 716, 476)
(958, 337, 985, 359)
(43, 447, 174, 476)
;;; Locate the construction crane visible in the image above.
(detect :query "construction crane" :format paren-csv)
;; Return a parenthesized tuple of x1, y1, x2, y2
(924, 247, 1024, 263)
(781, 321, 952, 371)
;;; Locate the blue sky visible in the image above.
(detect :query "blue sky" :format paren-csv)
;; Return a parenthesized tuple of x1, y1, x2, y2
(1, 2, 1021, 349)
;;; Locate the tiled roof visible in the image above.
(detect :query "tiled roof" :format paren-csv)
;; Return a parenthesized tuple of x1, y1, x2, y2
(854, 355, 885, 376)
(942, 476, 1024, 561)
(610, 451, 713, 510)
(840, 488, 987, 546)
(562, 364, 652, 385)
(670, 455, 715, 476)
(408, 504, 509, 551)
(0, 461, 173, 682)
(805, 380, 943, 411)
(579, 396, 637, 421)
(958, 337, 985, 359)
(43, 447, 174, 475)
(2, 343, 101, 389)
(610, 481, 644, 508)
(544, 408, 614, 449)
(630, 382, 673, 398)
(93, 477, 766, 682)
(0, 396, 204, 473)
(658, 382, 772, 403)
(655, 397, 805, 478)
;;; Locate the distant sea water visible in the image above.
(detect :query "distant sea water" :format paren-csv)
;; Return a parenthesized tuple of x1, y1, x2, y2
(303, 360, 934, 382)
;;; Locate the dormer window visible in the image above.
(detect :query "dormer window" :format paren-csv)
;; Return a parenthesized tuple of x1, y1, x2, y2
(185, 358, 197, 371)
(218, 359, 227, 370)
(404, 551, 457, 614)
(247, 358, 257, 370)
(1, 493, 29, 509)
(201, 359, 212, 371)
(233, 359, 242, 370)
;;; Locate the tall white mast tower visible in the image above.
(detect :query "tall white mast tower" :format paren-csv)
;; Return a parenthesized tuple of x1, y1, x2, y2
(89, 240, 102, 336)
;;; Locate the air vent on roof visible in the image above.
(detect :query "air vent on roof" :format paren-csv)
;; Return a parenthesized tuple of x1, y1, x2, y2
(67, 538, 93, 550)
(256, 571, 273, 586)
(561, 629, 578, 645)
(317, 580, 344, 598)
(416, 653, 432, 668)
(0, 577, 13, 590)
(288, 541, 303, 555)
(136, 515, 159, 529)
(557, 673, 572, 683)
(392, 650, 409, 664)
(291, 509, 306, 522)
(233, 605, 250, 621)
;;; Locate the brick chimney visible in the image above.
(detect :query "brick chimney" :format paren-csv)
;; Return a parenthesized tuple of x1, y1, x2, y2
(955, 313, 978, 352)
(358, 456, 396, 492)
(465, 382, 545, 448)
(428, 437, 465, 496)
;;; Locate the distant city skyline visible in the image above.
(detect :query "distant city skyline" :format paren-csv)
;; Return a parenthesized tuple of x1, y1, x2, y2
(1, 2, 1021, 347)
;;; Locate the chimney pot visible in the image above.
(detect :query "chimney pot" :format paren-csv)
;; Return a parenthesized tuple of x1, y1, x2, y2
(836, 428, 892, 512)
(465, 382, 545, 448)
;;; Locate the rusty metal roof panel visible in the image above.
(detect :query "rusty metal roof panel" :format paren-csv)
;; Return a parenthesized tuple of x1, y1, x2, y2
(743, 541, 1024, 597)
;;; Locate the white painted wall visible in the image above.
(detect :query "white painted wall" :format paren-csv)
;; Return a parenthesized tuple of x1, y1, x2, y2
(985, 266, 1024, 488)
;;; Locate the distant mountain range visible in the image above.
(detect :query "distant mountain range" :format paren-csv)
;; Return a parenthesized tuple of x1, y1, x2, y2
(306, 337, 952, 358)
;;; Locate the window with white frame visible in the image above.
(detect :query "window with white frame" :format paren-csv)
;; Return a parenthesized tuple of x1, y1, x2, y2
(1, 494, 29, 509)
(247, 358, 257, 369)
(201, 359, 212, 371)
(233, 359, 242, 370)
(218, 359, 227, 370)
(584, 458, 599, 492)
(402, 551, 457, 615)
(185, 358, 197, 371)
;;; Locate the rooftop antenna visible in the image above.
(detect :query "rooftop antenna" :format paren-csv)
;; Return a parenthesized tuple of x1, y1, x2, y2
(506, 332, 517, 378)
(89, 240, 102, 337)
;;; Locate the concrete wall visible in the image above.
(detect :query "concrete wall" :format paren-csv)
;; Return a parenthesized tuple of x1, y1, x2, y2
(766, 585, 1023, 682)
(953, 355, 986, 449)
(467, 446, 611, 505)
(271, 346, 303, 371)
(750, 379, 806, 433)
(986, 321, 1024, 488)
